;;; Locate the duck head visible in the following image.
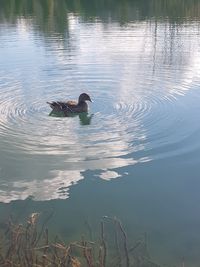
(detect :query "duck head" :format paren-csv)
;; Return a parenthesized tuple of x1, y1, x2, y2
(78, 93, 92, 103)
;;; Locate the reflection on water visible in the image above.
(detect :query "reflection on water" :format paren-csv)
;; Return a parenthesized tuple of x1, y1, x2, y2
(0, 1, 200, 202)
(1, 1, 200, 265)
(1, 0, 200, 27)
(1, 15, 200, 201)
(49, 111, 93, 126)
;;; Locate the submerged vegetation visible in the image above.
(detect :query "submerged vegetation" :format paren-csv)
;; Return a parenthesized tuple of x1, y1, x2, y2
(0, 213, 161, 267)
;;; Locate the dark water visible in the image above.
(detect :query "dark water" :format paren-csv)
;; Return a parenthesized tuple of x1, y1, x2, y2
(1, 0, 200, 265)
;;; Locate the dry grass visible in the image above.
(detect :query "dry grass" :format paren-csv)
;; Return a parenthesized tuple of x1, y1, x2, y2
(0, 214, 161, 267)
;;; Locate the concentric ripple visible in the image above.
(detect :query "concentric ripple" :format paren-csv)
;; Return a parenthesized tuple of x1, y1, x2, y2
(1, 16, 200, 202)
(0, 72, 197, 165)
(1, 66, 200, 203)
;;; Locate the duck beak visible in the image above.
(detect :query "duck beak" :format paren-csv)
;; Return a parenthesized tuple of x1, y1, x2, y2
(89, 98, 93, 102)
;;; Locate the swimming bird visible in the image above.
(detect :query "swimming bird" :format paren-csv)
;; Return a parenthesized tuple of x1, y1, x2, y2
(47, 93, 92, 114)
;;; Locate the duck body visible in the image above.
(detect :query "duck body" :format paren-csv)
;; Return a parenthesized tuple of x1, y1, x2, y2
(47, 93, 92, 115)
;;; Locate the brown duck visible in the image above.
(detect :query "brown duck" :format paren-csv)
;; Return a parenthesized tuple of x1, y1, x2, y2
(47, 93, 92, 114)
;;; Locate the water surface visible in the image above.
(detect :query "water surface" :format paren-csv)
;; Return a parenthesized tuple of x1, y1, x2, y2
(1, 1, 200, 265)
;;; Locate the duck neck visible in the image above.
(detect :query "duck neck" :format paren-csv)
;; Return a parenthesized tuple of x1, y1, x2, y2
(78, 99, 86, 105)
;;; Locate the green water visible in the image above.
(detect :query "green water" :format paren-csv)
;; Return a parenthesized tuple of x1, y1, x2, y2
(1, 0, 200, 265)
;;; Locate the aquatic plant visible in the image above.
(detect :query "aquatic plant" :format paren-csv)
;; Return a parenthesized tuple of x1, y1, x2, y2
(0, 214, 161, 267)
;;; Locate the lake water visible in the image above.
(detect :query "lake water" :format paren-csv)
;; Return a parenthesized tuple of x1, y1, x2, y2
(1, 0, 200, 265)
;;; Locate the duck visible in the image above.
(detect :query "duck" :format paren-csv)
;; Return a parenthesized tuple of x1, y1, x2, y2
(47, 93, 92, 115)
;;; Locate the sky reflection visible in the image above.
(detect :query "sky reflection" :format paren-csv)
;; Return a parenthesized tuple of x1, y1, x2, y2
(1, 7, 200, 202)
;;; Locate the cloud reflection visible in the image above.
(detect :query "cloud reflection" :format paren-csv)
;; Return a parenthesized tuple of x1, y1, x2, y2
(0, 171, 84, 203)
(1, 12, 200, 203)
